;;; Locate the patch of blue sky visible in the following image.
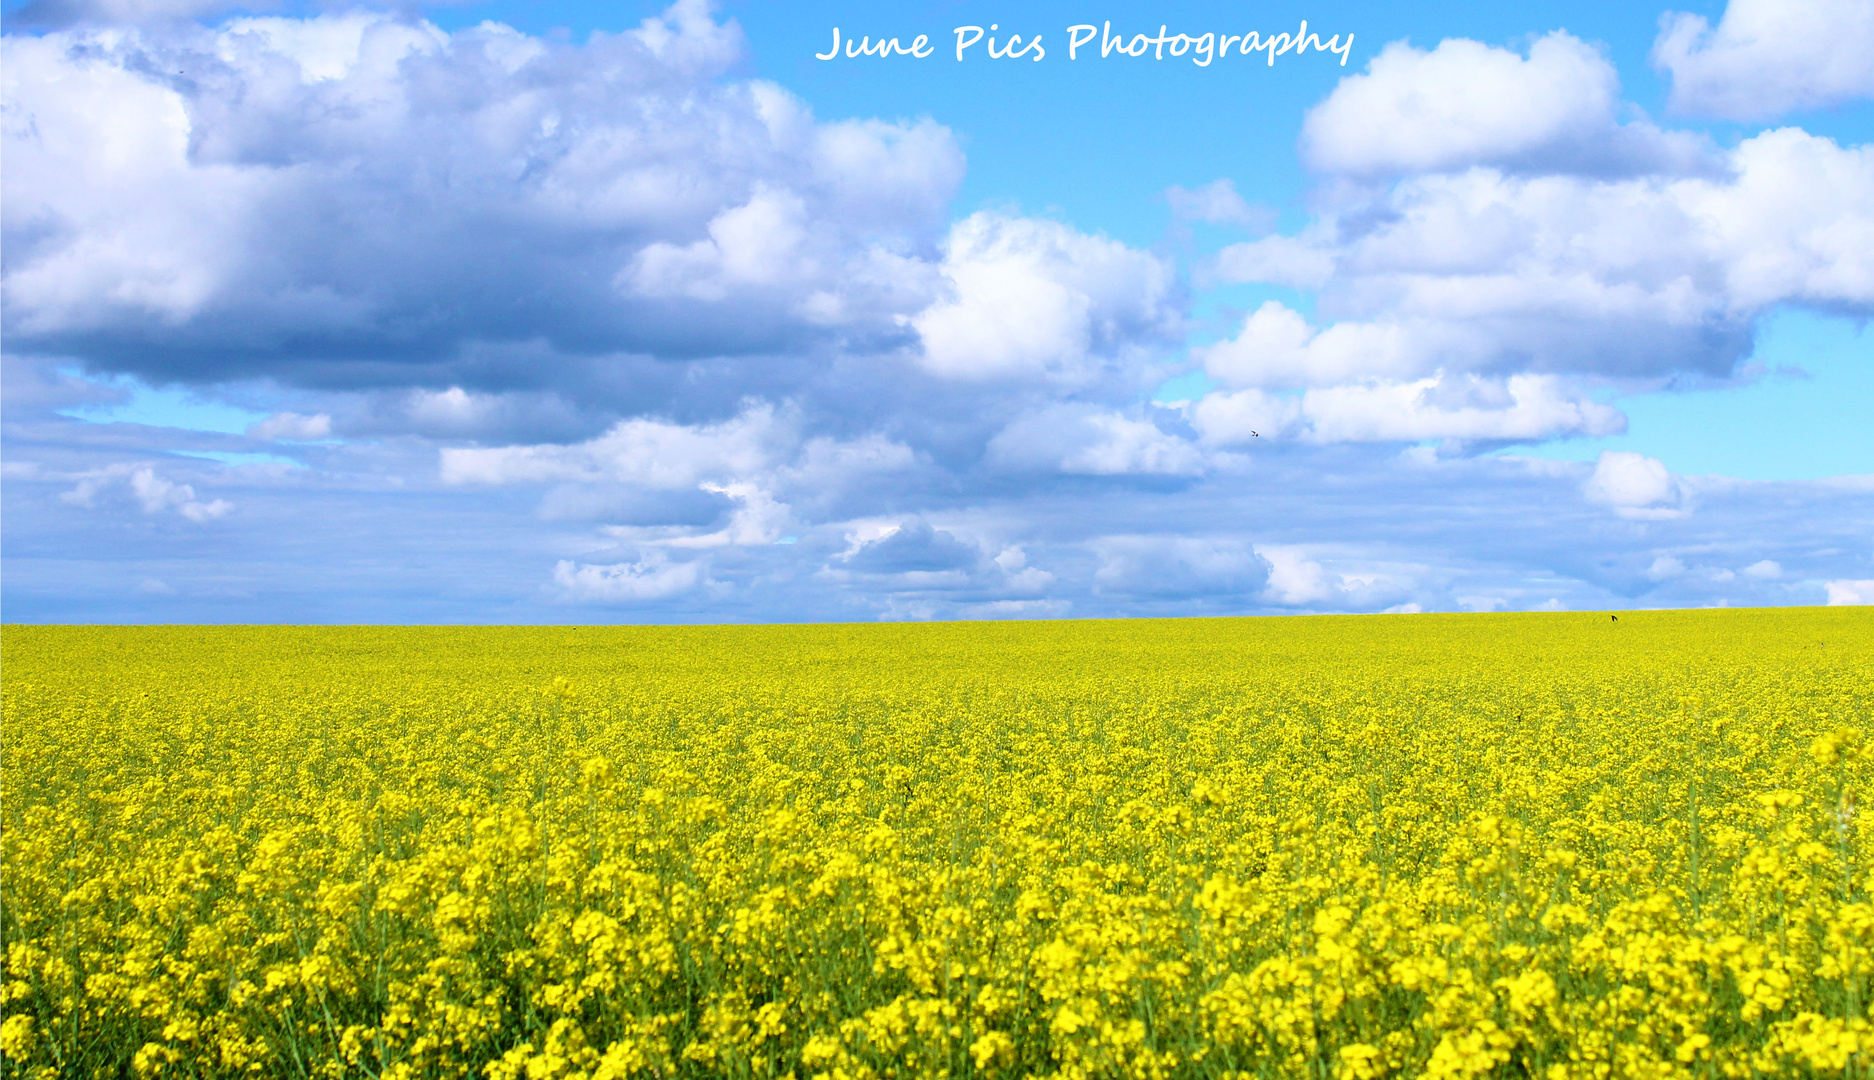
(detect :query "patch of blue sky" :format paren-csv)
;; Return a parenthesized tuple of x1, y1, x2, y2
(1188, 282, 1317, 332)
(1152, 369, 1215, 403)
(57, 371, 269, 435)
(1493, 309, 1873, 480)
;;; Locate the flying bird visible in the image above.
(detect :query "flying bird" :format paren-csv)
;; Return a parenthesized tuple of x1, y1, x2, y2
(1251, 431, 1260, 437)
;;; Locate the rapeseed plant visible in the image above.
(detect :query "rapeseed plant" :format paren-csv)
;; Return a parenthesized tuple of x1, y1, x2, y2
(1, 610, 1870, 1078)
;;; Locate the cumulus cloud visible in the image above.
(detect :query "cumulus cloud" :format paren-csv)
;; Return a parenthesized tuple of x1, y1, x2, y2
(3, 0, 1191, 486)
(909, 213, 1179, 383)
(1826, 579, 1874, 605)
(1258, 547, 1341, 606)
(1163, 179, 1274, 230)
(59, 463, 233, 520)
(1654, 0, 1874, 120)
(840, 519, 979, 576)
(1196, 32, 1872, 455)
(1196, 301, 1414, 389)
(247, 411, 330, 440)
(1301, 33, 1713, 179)
(987, 405, 1207, 476)
(1192, 366, 1623, 446)
(601, 482, 790, 549)
(1211, 130, 1874, 389)
(551, 552, 704, 604)
(439, 401, 932, 560)
(1688, 130, 1874, 312)
(130, 466, 231, 520)
(1, 3, 963, 386)
(1256, 546, 1422, 609)
(1583, 451, 1688, 519)
(440, 403, 796, 489)
(1648, 555, 1686, 581)
(829, 519, 1055, 598)
(1085, 540, 1414, 612)
(6, 4, 1870, 626)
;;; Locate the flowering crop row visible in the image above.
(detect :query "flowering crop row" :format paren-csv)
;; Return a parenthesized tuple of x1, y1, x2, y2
(2, 609, 1871, 1078)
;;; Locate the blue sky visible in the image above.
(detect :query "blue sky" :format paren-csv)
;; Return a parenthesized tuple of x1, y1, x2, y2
(2, 0, 1871, 621)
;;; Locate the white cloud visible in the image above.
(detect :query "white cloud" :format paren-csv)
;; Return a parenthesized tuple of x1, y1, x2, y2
(9, 4, 1874, 627)
(1682, 129, 1874, 312)
(410, 388, 489, 430)
(825, 518, 1055, 599)
(603, 481, 788, 549)
(778, 434, 918, 491)
(1002, 565, 1061, 596)
(1188, 388, 1304, 444)
(1583, 451, 1686, 519)
(1302, 32, 1711, 178)
(1209, 233, 1337, 291)
(248, 411, 331, 440)
(1192, 368, 1623, 446)
(1253, 546, 1420, 609)
(1059, 414, 1206, 475)
(909, 213, 1178, 383)
(1825, 579, 1874, 605)
(1163, 179, 1273, 230)
(1259, 547, 1339, 606)
(1306, 375, 1622, 443)
(1196, 301, 1424, 389)
(59, 463, 233, 521)
(1210, 131, 1874, 385)
(1654, 0, 1874, 120)
(835, 519, 909, 559)
(441, 401, 930, 558)
(441, 403, 793, 488)
(551, 553, 704, 603)
(0, 4, 963, 379)
(626, 186, 818, 301)
(1648, 555, 1686, 581)
(1742, 559, 1782, 579)
(987, 405, 1207, 475)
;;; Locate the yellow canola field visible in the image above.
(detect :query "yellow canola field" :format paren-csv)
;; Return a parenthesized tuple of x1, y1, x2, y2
(2, 609, 1872, 1080)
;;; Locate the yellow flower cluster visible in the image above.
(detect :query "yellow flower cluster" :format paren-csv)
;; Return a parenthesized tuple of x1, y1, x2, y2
(3, 608, 1870, 1078)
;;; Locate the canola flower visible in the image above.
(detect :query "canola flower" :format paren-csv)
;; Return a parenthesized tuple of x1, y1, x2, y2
(2, 609, 1871, 1079)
